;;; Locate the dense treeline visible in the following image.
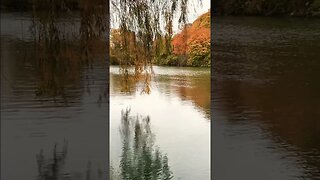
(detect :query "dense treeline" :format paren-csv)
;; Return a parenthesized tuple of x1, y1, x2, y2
(1, 0, 80, 10)
(3, 0, 320, 16)
(110, 11, 210, 67)
(170, 11, 210, 67)
(213, 0, 320, 16)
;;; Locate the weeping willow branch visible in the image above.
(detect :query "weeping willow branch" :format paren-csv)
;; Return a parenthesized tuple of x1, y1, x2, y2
(29, 0, 108, 98)
(111, 0, 202, 93)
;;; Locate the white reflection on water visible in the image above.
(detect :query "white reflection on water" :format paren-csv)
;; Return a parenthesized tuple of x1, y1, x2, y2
(110, 66, 211, 180)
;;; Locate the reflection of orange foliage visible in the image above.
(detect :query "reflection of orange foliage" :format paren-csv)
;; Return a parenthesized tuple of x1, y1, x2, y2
(177, 84, 210, 114)
(172, 11, 210, 55)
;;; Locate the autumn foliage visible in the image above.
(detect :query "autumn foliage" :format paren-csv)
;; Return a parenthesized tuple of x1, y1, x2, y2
(171, 11, 211, 66)
(110, 10, 211, 67)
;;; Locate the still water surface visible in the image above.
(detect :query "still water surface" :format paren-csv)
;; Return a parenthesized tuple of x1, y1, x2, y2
(110, 66, 211, 179)
(2, 12, 320, 180)
(1, 12, 108, 180)
(1, 12, 211, 180)
(213, 17, 320, 179)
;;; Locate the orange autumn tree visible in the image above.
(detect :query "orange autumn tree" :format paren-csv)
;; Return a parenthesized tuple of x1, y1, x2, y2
(172, 10, 210, 67)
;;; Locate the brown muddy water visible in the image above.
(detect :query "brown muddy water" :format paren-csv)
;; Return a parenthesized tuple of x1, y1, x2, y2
(213, 17, 320, 179)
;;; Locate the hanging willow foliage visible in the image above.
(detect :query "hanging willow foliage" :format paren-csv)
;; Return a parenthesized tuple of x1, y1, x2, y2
(111, 0, 202, 93)
(29, 0, 108, 98)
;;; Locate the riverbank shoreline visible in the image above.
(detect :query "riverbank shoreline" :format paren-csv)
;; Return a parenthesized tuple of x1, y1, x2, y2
(213, 0, 320, 17)
(213, 12, 320, 18)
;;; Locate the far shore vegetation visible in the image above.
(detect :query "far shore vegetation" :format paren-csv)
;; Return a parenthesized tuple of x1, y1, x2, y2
(213, 0, 320, 16)
(110, 10, 210, 68)
(1, 0, 211, 67)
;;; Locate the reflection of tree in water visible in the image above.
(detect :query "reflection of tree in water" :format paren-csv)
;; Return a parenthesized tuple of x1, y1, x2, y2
(36, 141, 69, 180)
(110, 0, 204, 94)
(36, 141, 104, 180)
(120, 72, 153, 95)
(29, 0, 107, 101)
(110, 109, 173, 180)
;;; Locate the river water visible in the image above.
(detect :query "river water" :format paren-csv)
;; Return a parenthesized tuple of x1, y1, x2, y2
(1, 12, 109, 180)
(1, 12, 320, 180)
(109, 66, 210, 179)
(213, 17, 320, 179)
(1, 12, 211, 180)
